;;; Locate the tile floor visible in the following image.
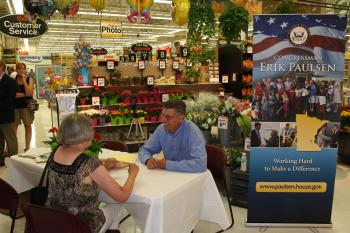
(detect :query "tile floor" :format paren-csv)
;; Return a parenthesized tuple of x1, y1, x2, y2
(1, 99, 350, 233)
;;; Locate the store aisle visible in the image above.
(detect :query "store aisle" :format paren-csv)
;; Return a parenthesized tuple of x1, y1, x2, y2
(1, 100, 350, 233)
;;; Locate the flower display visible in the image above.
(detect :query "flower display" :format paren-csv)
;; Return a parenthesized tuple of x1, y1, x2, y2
(136, 110, 147, 117)
(243, 59, 253, 71)
(186, 112, 217, 130)
(219, 97, 241, 117)
(341, 110, 350, 130)
(242, 74, 252, 85)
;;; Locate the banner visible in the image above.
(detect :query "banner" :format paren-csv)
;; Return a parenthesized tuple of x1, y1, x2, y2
(248, 14, 347, 226)
(100, 21, 122, 38)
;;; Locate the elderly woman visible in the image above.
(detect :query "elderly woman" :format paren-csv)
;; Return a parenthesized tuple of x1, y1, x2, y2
(46, 113, 139, 233)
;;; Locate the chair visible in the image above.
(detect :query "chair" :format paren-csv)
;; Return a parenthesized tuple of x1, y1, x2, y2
(0, 178, 20, 233)
(102, 140, 128, 152)
(205, 144, 234, 232)
(21, 203, 92, 233)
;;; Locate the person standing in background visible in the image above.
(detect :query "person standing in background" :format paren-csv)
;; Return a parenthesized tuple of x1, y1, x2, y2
(0, 60, 18, 166)
(14, 62, 35, 152)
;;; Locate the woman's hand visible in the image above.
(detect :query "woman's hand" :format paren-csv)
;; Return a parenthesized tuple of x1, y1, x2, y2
(101, 158, 128, 170)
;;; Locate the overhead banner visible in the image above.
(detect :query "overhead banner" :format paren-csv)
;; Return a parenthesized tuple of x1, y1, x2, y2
(248, 14, 347, 226)
(100, 20, 123, 38)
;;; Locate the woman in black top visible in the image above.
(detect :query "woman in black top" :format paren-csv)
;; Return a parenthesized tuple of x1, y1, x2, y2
(14, 62, 34, 152)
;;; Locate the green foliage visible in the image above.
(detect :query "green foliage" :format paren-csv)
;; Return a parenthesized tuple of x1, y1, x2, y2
(43, 137, 103, 159)
(275, 0, 295, 14)
(237, 114, 251, 138)
(225, 147, 243, 166)
(219, 5, 249, 43)
(189, 46, 216, 65)
(187, 0, 217, 47)
(185, 67, 201, 84)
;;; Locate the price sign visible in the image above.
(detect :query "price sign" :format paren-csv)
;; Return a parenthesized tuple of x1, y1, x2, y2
(129, 53, 136, 62)
(172, 60, 179, 70)
(162, 93, 169, 102)
(107, 60, 114, 70)
(219, 91, 225, 97)
(92, 77, 98, 86)
(97, 77, 105, 87)
(140, 52, 149, 61)
(158, 50, 166, 60)
(138, 60, 145, 70)
(217, 116, 228, 129)
(147, 76, 154, 85)
(244, 137, 251, 151)
(159, 60, 166, 70)
(186, 59, 192, 67)
(181, 47, 189, 57)
(92, 96, 100, 106)
(222, 75, 229, 83)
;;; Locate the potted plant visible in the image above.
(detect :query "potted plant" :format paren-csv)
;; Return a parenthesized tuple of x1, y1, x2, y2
(218, 5, 249, 44)
(185, 67, 201, 84)
(225, 147, 243, 169)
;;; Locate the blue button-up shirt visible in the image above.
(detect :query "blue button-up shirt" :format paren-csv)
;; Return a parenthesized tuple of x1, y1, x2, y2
(138, 120, 207, 173)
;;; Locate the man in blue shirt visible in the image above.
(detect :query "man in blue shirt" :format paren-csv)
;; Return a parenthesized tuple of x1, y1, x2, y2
(138, 100, 207, 173)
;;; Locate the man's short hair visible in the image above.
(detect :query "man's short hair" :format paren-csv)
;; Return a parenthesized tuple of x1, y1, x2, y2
(254, 122, 261, 128)
(56, 113, 93, 145)
(163, 100, 186, 115)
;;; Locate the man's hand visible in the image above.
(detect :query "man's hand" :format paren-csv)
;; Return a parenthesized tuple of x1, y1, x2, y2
(155, 159, 166, 170)
(146, 158, 158, 169)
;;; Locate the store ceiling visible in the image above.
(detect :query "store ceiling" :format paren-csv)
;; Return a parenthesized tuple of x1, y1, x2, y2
(2, 0, 350, 54)
(4, 0, 187, 54)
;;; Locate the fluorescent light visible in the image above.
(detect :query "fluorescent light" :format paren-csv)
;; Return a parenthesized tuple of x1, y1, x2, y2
(154, 0, 172, 4)
(12, 0, 23, 14)
(24, 39, 29, 51)
(78, 11, 172, 20)
(7, 0, 13, 14)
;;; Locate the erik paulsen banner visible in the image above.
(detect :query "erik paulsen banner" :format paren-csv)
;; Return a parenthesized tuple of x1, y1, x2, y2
(248, 14, 347, 226)
(0, 15, 47, 38)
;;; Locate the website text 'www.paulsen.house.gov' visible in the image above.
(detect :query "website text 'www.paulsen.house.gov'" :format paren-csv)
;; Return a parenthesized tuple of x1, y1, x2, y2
(255, 182, 327, 193)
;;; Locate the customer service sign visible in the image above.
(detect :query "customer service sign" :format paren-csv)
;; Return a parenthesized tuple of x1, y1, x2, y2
(0, 15, 47, 38)
(248, 14, 347, 226)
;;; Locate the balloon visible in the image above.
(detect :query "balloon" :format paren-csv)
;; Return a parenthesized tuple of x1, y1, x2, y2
(55, 0, 80, 16)
(24, 0, 42, 19)
(89, 0, 107, 12)
(127, 0, 153, 24)
(40, 0, 57, 18)
(172, 0, 189, 26)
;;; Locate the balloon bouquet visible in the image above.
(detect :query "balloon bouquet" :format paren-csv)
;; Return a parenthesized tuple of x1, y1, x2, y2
(24, 0, 80, 20)
(73, 35, 92, 85)
(171, 0, 190, 26)
(127, 0, 154, 24)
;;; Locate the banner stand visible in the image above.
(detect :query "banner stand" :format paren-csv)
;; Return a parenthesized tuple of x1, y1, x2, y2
(246, 223, 332, 228)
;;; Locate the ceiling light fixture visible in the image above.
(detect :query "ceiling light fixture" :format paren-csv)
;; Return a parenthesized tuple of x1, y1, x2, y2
(7, 0, 13, 14)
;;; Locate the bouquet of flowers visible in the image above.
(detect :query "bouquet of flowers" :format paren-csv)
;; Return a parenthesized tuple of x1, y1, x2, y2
(340, 109, 350, 131)
(186, 112, 217, 131)
(242, 59, 253, 71)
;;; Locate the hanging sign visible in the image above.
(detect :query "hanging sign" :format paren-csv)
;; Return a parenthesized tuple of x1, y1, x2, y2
(138, 60, 145, 70)
(172, 60, 179, 70)
(180, 47, 189, 57)
(129, 53, 136, 62)
(158, 50, 167, 60)
(159, 60, 166, 70)
(100, 20, 123, 38)
(91, 47, 108, 55)
(131, 43, 152, 53)
(0, 14, 48, 38)
(140, 52, 149, 61)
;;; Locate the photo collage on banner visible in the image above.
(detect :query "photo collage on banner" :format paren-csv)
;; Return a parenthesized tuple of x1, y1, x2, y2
(248, 14, 347, 225)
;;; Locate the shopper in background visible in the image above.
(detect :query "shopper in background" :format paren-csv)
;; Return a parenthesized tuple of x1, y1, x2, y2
(138, 100, 207, 173)
(14, 62, 35, 152)
(46, 113, 139, 233)
(0, 60, 18, 166)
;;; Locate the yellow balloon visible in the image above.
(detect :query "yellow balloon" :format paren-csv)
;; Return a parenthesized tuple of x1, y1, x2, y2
(89, 0, 107, 12)
(172, 0, 189, 26)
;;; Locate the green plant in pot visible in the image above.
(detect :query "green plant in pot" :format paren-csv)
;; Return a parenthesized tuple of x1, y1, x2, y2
(189, 46, 216, 65)
(185, 67, 201, 84)
(225, 147, 243, 168)
(219, 5, 249, 44)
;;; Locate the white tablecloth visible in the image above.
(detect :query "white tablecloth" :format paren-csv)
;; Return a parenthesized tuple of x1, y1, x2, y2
(7, 150, 230, 233)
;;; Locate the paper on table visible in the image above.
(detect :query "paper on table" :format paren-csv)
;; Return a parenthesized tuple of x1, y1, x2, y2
(19, 147, 51, 158)
(100, 148, 137, 163)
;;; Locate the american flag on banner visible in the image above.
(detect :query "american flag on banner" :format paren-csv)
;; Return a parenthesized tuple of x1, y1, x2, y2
(253, 14, 347, 81)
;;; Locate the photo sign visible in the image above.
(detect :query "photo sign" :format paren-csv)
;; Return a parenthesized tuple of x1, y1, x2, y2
(100, 21, 122, 38)
(0, 14, 47, 38)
